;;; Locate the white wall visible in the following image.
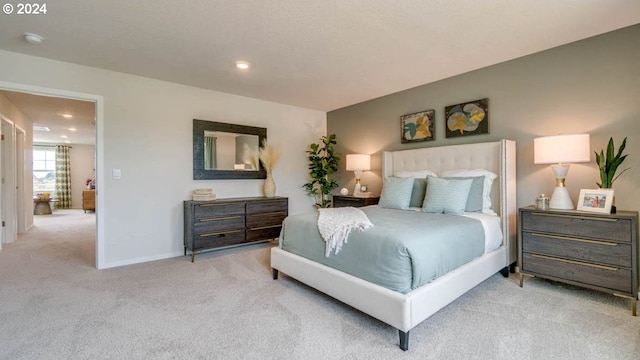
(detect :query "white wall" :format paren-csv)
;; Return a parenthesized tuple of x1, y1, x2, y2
(0, 50, 327, 268)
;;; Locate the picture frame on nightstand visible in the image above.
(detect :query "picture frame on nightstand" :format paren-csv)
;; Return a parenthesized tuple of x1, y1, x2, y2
(576, 188, 614, 213)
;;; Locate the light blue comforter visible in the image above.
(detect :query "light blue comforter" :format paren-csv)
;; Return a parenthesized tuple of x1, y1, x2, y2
(279, 206, 485, 294)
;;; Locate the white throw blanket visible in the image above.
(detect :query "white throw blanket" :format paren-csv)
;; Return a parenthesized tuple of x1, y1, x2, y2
(317, 207, 373, 257)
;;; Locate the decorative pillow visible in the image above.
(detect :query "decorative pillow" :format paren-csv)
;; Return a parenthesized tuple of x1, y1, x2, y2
(422, 177, 473, 214)
(439, 169, 497, 215)
(441, 176, 484, 212)
(395, 170, 437, 179)
(409, 178, 428, 208)
(395, 170, 436, 207)
(378, 176, 415, 210)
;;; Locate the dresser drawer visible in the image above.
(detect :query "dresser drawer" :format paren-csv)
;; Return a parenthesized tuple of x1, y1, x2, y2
(522, 232, 632, 268)
(522, 253, 632, 294)
(246, 198, 287, 214)
(193, 229, 246, 250)
(194, 215, 245, 234)
(521, 211, 632, 242)
(194, 202, 245, 218)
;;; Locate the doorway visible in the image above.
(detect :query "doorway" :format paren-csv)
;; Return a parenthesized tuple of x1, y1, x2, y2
(0, 81, 104, 268)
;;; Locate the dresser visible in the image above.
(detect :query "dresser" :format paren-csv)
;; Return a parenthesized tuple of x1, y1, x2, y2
(332, 195, 380, 208)
(82, 190, 95, 213)
(518, 206, 638, 315)
(183, 197, 288, 262)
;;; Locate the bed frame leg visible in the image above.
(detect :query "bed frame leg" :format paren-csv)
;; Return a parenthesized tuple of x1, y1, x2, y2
(499, 266, 509, 278)
(399, 330, 409, 351)
(509, 262, 517, 273)
(272, 268, 279, 280)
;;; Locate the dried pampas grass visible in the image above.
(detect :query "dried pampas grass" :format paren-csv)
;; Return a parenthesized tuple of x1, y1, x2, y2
(259, 140, 281, 172)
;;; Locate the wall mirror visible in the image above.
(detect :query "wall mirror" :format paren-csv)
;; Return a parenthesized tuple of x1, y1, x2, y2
(193, 119, 267, 180)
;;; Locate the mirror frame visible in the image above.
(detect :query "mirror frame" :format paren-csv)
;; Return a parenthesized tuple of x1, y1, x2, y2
(193, 119, 267, 180)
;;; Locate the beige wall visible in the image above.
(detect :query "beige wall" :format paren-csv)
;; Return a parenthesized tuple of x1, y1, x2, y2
(0, 50, 326, 268)
(328, 24, 640, 212)
(0, 92, 34, 234)
(69, 144, 95, 209)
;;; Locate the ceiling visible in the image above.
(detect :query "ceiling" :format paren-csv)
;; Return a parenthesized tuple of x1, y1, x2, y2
(0, 1, 639, 143)
(0, 90, 96, 145)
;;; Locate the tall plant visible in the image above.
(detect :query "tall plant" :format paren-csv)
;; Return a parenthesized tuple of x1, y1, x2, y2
(595, 137, 629, 188)
(303, 134, 341, 207)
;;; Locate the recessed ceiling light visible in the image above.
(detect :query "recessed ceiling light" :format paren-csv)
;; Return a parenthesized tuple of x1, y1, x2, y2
(60, 135, 67, 138)
(33, 125, 50, 132)
(68, 127, 77, 131)
(62, 114, 73, 118)
(235, 61, 250, 70)
(64, 140, 71, 144)
(23, 32, 44, 45)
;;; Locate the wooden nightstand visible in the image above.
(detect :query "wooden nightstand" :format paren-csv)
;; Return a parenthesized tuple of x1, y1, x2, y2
(518, 206, 639, 315)
(332, 195, 380, 208)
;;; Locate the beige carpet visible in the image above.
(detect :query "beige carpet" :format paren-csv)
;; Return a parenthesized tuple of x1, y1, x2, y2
(0, 209, 638, 359)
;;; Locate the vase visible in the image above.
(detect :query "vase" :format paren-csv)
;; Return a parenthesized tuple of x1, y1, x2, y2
(263, 171, 276, 197)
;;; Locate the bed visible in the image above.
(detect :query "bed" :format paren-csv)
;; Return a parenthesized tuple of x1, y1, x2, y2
(271, 140, 517, 350)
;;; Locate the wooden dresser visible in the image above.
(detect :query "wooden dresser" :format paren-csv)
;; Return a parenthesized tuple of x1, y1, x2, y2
(183, 197, 288, 262)
(82, 190, 95, 213)
(518, 206, 639, 315)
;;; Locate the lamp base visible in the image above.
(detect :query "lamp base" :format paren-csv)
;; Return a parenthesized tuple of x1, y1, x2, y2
(550, 186, 574, 209)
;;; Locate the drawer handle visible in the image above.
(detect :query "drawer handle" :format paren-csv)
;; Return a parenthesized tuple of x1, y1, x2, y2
(250, 225, 281, 231)
(531, 253, 619, 271)
(199, 216, 242, 222)
(531, 212, 619, 222)
(199, 203, 239, 207)
(530, 233, 618, 246)
(199, 230, 242, 238)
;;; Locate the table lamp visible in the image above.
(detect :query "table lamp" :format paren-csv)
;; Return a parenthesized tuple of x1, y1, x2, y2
(534, 133, 590, 209)
(346, 154, 371, 196)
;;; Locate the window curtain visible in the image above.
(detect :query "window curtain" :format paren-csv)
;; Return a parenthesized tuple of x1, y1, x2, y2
(204, 136, 217, 169)
(54, 145, 72, 209)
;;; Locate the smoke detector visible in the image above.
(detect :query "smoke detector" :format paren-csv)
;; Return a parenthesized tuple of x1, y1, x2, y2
(23, 32, 44, 45)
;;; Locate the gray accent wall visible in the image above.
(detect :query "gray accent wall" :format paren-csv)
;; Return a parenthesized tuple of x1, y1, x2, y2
(328, 24, 640, 211)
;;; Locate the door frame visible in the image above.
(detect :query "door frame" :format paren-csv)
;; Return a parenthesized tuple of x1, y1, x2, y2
(0, 81, 105, 269)
(1, 117, 17, 244)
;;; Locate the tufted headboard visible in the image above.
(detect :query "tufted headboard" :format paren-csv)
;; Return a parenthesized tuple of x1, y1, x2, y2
(382, 140, 517, 265)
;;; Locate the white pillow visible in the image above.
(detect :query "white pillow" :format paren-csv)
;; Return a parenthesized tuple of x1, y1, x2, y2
(395, 170, 437, 179)
(422, 177, 473, 214)
(439, 169, 497, 215)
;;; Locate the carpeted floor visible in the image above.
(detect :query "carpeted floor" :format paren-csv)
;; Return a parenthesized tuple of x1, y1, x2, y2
(0, 209, 638, 359)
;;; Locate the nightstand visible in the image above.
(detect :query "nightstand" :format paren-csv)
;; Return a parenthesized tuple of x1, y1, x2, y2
(332, 195, 380, 208)
(518, 206, 639, 315)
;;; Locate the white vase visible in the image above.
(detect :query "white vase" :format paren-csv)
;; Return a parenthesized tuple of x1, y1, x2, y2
(263, 171, 276, 197)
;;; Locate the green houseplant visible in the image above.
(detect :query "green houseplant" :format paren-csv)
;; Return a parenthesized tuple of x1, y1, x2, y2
(303, 134, 341, 207)
(595, 137, 629, 188)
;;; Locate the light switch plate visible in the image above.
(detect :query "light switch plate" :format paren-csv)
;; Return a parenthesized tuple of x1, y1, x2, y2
(112, 168, 121, 179)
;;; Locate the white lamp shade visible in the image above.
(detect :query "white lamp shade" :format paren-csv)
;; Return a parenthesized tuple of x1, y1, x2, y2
(534, 134, 591, 164)
(346, 154, 371, 171)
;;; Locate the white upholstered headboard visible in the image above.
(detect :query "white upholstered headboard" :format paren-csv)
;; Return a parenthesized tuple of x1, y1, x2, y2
(382, 140, 517, 265)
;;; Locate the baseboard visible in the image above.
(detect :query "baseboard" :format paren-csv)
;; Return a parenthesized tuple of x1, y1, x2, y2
(99, 250, 183, 269)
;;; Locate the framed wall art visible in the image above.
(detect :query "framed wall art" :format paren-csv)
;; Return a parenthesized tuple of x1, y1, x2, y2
(401, 109, 435, 143)
(445, 98, 489, 138)
(576, 188, 615, 213)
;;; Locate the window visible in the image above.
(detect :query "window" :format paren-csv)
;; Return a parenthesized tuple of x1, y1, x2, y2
(33, 148, 56, 194)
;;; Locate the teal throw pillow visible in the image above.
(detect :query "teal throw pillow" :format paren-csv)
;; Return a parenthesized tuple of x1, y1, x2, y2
(379, 176, 414, 210)
(422, 177, 473, 214)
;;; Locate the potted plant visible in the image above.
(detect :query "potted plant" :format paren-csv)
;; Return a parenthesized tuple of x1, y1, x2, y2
(595, 137, 629, 189)
(303, 134, 341, 207)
